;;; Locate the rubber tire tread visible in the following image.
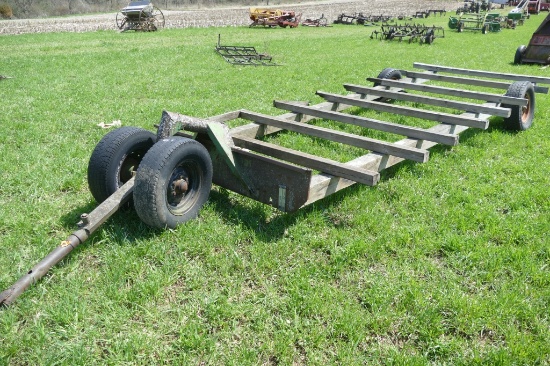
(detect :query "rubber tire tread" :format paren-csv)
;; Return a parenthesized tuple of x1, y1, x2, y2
(375, 68, 402, 85)
(133, 137, 212, 229)
(88, 127, 155, 203)
(514, 45, 526, 65)
(374, 68, 403, 102)
(502, 81, 535, 131)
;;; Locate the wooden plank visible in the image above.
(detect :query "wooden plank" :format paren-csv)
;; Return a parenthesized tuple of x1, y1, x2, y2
(273, 100, 458, 146)
(238, 110, 429, 163)
(414, 62, 550, 87)
(305, 123, 470, 206)
(206, 110, 242, 123)
(232, 136, 380, 186)
(289, 94, 488, 129)
(340, 85, 511, 117)
(401, 70, 515, 90)
(402, 70, 548, 94)
(366, 77, 528, 106)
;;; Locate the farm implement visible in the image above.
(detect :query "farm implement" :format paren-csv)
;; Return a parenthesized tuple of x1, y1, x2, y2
(214, 35, 277, 66)
(302, 14, 329, 27)
(370, 24, 445, 44)
(456, 0, 495, 14)
(249, 8, 301, 28)
(2, 63, 550, 306)
(116, 0, 164, 32)
(514, 12, 550, 64)
(449, 11, 504, 32)
(334, 13, 394, 25)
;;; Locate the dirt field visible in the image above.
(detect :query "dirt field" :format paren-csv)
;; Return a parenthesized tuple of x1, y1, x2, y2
(0, 0, 460, 35)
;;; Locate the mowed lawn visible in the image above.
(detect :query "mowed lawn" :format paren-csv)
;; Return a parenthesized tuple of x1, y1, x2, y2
(0, 10, 549, 365)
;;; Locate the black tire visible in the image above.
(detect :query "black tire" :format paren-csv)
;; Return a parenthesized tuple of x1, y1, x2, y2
(374, 68, 402, 85)
(501, 81, 535, 131)
(88, 127, 156, 204)
(134, 137, 213, 229)
(458, 22, 464, 32)
(482, 24, 488, 34)
(514, 45, 526, 65)
(374, 68, 403, 102)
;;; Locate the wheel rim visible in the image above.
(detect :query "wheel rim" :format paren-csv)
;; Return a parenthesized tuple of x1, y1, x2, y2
(118, 152, 143, 185)
(116, 12, 126, 29)
(153, 7, 165, 29)
(521, 96, 532, 123)
(166, 160, 201, 216)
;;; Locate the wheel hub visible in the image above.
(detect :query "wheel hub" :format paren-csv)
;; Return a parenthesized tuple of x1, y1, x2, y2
(171, 178, 188, 196)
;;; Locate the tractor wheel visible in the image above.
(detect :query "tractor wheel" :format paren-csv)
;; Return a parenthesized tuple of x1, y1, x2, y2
(134, 137, 212, 229)
(501, 81, 535, 131)
(514, 45, 526, 64)
(88, 127, 156, 204)
(115, 12, 127, 30)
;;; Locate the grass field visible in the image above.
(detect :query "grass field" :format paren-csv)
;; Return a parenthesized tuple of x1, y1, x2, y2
(1, 11, 549, 365)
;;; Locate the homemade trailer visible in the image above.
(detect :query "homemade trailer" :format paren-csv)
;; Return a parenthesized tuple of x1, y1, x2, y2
(2, 63, 550, 306)
(116, 1, 165, 31)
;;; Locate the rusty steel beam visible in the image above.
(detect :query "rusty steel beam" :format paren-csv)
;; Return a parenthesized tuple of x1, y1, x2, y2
(0, 178, 135, 307)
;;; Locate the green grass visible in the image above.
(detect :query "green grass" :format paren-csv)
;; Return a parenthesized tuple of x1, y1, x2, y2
(1, 13, 550, 365)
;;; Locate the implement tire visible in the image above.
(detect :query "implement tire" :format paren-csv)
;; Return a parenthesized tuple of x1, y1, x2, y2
(514, 45, 526, 65)
(88, 127, 155, 204)
(502, 81, 535, 131)
(374, 68, 403, 102)
(134, 136, 212, 229)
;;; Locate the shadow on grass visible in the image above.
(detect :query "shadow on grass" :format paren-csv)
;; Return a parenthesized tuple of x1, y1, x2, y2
(206, 181, 365, 243)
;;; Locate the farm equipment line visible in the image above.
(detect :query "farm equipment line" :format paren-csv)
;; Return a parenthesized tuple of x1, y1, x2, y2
(2, 63, 550, 306)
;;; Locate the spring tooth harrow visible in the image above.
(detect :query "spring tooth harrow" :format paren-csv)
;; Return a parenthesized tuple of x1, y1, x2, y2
(215, 35, 278, 66)
(370, 24, 445, 44)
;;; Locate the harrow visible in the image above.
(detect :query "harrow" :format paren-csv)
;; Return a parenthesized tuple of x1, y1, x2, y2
(334, 13, 394, 25)
(371, 24, 445, 44)
(214, 35, 278, 66)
